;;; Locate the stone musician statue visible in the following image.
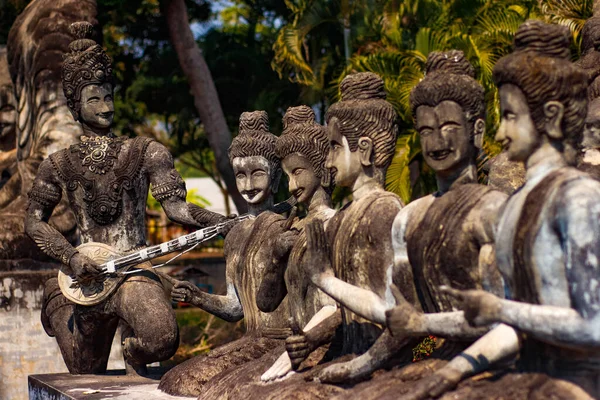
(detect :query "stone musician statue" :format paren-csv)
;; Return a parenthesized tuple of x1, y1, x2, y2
(26, 22, 224, 375)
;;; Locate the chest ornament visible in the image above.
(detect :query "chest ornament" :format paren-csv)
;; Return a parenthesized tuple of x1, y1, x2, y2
(74, 135, 125, 174)
(50, 136, 153, 226)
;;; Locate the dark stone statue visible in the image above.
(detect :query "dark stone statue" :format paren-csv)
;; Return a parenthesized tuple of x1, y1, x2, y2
(405, 20, 600, 399)
(195, 106, 344, 400)
(0, 0, 97, 267)
(27, 22, 223, 376)
(290, 72, 418, 384)
(302, 52, 507, 390)
(159, 111, 293, 397)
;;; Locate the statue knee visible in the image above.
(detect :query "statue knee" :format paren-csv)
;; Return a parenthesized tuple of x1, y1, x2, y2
(125, 315, 179, 363)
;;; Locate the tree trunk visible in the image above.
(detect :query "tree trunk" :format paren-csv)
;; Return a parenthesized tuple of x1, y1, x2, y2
(161, 0, 246, 213)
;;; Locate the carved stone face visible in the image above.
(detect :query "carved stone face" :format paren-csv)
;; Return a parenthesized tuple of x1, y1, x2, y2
(79, 83, 114, 130)
(232, 156, 272, 205)
(583, 97, 600, 149)
(282, 153, 320, 205)
(416, 100, 473, 173)
(496, 83, 539, 162)
(326, 117, 362, 188)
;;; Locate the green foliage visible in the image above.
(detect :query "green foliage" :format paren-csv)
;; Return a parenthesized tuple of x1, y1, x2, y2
(147, 188, 210, 212)
(273, 0, 594, 201)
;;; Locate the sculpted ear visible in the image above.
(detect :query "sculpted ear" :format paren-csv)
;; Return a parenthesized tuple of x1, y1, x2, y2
(358, 137, 373, 167)
(543, 101, 564, 140)
(473, 118, 485, 150)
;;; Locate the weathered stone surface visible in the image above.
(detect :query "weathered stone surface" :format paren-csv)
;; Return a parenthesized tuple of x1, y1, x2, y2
(28, 369, 189, 400)
(486, 151, 526, 195)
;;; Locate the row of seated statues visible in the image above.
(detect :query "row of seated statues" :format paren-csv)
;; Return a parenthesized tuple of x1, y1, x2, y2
(23, 16, 600, 400)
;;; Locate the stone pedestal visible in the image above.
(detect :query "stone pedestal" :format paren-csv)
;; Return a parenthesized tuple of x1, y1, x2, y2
(28, 369, 190, 400)
(0, 270, 126, 399)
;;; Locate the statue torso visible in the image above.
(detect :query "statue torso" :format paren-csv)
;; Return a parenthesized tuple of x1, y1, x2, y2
(327, 190, 403, 355)
(496, 166, 600, 373)
(405, 184, 502, 313)
(285, 206, 336, 329)
(224, 211, 289, 333)
(48, 135, 153, 252)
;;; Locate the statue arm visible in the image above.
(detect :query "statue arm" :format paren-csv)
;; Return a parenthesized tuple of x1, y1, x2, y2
(491, 183, 600, 349)
(147, 141, 226, 228)
(24, 159, 77, 270)
(185, 245, 243, 321)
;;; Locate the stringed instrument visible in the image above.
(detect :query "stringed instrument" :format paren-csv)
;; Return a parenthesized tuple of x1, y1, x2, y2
(58, 197, 296, 306)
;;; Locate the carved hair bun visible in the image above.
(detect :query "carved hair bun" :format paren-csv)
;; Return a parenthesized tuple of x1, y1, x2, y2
(340, 72, 386, 101)
(282, 105, 316, 130)
(425, 50, 475, 78)
(239, 110, 269, 134)
(514, 20, 571, 60)
(68, 21, 96, 52)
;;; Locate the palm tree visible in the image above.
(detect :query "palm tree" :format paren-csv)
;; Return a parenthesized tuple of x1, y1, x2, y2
(273, 0, 594, 203)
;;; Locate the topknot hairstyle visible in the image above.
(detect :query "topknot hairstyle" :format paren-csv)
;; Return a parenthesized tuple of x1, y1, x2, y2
(326, 72, 397, 174)
(410, 50, 485, 132)
(493, 20, 588, 159)
(228, 110, 280, 174)
(276, 105, 331, 188)
(62, 21, 112, 120)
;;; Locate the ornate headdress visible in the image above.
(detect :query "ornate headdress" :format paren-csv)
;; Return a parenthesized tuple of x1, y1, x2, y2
(276, 105, 331, 188)
(493, 20, 588, 158)
(62, 21, 112, 119)
(410, 50, 485, 131)
(228, 110, 280, 174)
(325, 72, 397, 173)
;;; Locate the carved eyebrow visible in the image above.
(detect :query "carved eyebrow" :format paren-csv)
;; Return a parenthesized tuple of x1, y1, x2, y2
(439, 120, 461, 129)
(416, 124, 433, 131)
(87, 96, 100, 102)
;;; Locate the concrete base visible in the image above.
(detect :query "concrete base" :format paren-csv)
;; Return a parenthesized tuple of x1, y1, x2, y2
(28, 369, 191, 400)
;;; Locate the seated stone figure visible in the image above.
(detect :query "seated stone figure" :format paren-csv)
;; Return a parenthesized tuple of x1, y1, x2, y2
(303, 51, 507, 385)
(406, 20, 600, 399)
(27, 22, 224, 375)
(159, 111, 292, 397)
(195, 105, 344, 400)
(287, 72, 419, 382)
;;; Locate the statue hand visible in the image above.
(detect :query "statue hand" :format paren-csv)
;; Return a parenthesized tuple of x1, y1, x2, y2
(69, 253, 103, 284)
(171, 280, 198, 303)
(310, 359, 365, 383)
(399, 367, 462, 400)
(304, 219, 333, 284)
(386, 284, 426, 337)
(285, 333, 314, 370)
(440, 286, 501, 326)
(261, 351, 294, 382)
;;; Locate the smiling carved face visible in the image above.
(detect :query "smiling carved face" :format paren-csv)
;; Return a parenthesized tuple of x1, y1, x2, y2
(79, 82, 114, 130)
(232, 156, 272, 205)
(282, 153, 320, 205)
(325, 116, 362, 188)
(416, 100, 474, 173)
(495, 84, 539, 162)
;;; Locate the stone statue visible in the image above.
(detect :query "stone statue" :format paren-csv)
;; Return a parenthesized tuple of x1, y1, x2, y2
(195, 106, 344, 399)
(576, 12, 600, 179)
(405, 20, 600, 399)
(0, 46, 17, 193)
(0, 0, 97, 267)
(303, 51, 507, 387)
(159, 111, 293, 397)
(27, 22, 223, 376)
(290, 72, 417, 383)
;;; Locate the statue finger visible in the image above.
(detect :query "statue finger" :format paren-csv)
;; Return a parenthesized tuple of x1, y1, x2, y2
(284, 206, 297, 230)
(439, 285, 465, 302)
(286, 335, 307, 344)
(390, 283, 408, 306)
